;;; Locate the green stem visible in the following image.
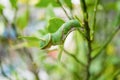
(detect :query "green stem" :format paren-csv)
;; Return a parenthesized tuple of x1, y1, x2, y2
(113, 69, 120, 79)
(86, 33, 92, 80)
(59, 62, 81, 79)
(58, 45, 63, 61)
(1, 10, 8, 26)
(92, 26, 120, 59)
(63, 48, 86, 66)
(80, 0, 90, 43)
(57, 0, 72, 19)
(80, 0, 88, 20)
(78, 29, 87, 40)
(91, 0, 99, 41)
(13, 8, 18, 24)
(23, 48, 40, 80)
(80, 0, 91, 80)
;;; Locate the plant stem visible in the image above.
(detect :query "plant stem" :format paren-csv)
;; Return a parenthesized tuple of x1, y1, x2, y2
(92, 26, 120, 59)
(1, 10, 9, 26)
(91, 0, 99, 41)
(0, 59, 12, 80)
(13, 8, 18, 24)
(80, 0, 91, 80)
(113, 69, 120, 79)
(23, 48, 40, 80)
(86, 35, 92, 80)
(63, 48, 86, 66)
(58, 45, 63, 61)
(59, 62, 81, 79)
(57, 0, 72, 19)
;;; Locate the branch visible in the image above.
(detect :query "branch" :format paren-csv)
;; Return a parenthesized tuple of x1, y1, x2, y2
(0, 59, 12, 80)
(91, 0, 99, 41)
(113, 69, 120, 79)
(23, 48, 40, 80)
(13, 8, 18, 23)
(1, 11, 9, 26)
(80, 0, 88, 20)
(92, 26, 120, 59)
(80, 0, 92, 80)
(57, 0, 72, 20)
(63, 48, 86, 67)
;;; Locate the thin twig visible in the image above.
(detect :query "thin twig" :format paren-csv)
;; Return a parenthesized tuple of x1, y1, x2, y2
(58, 62, 81, 79)
(113, 69, 120, 79)
(92, 26, 120, 59)
(80, 0, 88, 20)
(13, 8, 18, 23)
(0, 59, 12, 80)
(58, 45, 63, 61)
(91, 0, 99, 41)
(63, 48, 86, 66)
(78, 29, 88, 40)
(1, 10, 9, 26)
(23, 48, 40, 80)
(57, 0, 72, 20)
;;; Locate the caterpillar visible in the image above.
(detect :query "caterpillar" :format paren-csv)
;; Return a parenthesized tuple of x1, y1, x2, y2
(40, 20, 81, 49)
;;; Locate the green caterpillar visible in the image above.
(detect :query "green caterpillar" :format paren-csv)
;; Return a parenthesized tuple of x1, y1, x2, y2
(40, 20, 81, 49)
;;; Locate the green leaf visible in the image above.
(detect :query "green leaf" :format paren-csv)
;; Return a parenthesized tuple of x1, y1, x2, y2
(116, 1, 120, 11)
(58, 45, 63, 61)
(16, 10, 29, 30)
(19, 36, 42, 41)
(38, 29, 48, 35)
(9, 0, 18, 8)
(18, 36, 44, 47)
(46, 4, 56, 21)
(36, 0, 59, 8)
(0, 4, 4, 10)
(47, 17, 65, 33)
(63, 0, 72, 9)
(0, 4, 4, 13)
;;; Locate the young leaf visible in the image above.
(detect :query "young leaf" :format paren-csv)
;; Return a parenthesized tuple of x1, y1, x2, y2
(18, 36, 45, 47)
(16, 10, 29, 30)
(0, 4, 4, 14)
(38, 29, 48, 35)
(18, 36, 44, 41)
(36, 0, 60, 7)
(63, 0, 72, 9)
(9, 0, 18, 8)
(46, 4, 56, 21)
(47, 17, 65, 33)
(0, 4, 4, 10)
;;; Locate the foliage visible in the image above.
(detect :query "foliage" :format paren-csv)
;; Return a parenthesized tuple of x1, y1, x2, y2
(0, 0, 120, 80)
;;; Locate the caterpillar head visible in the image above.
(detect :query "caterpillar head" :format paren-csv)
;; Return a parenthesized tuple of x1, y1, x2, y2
(40, 33, 52, 49)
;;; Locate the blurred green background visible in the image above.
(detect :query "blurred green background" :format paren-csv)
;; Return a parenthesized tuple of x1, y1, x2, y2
(0, 0, 120, 80)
